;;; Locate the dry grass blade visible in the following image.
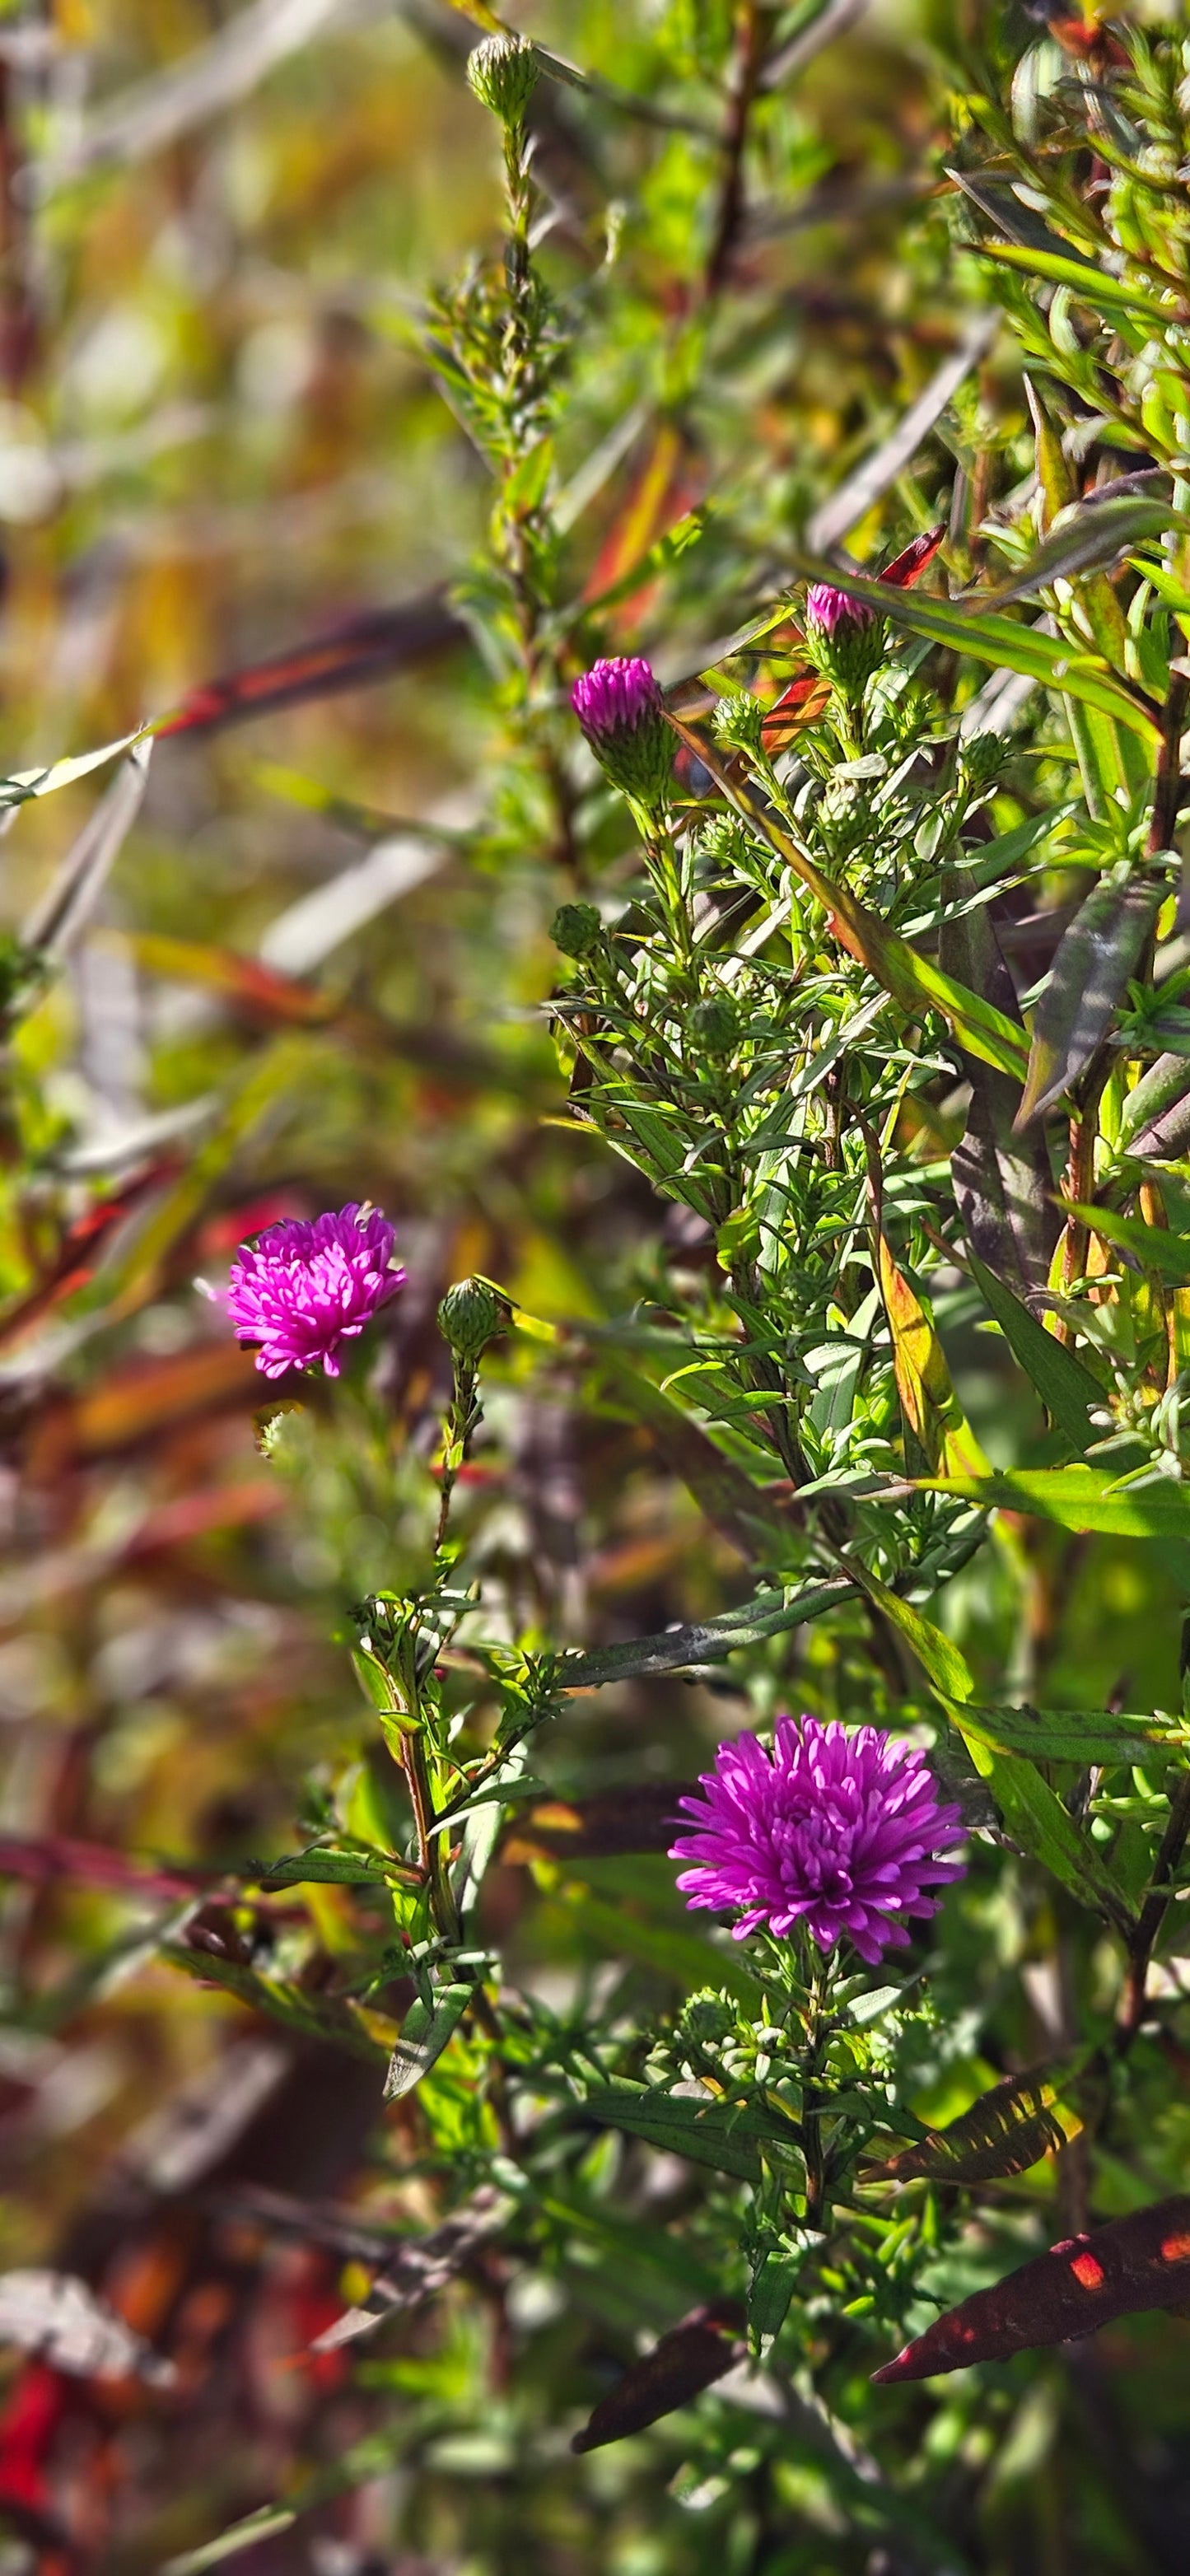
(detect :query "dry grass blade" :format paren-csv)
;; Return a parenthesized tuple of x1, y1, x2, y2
(805, 316, 997, 553)
(21, 741, 152, 959)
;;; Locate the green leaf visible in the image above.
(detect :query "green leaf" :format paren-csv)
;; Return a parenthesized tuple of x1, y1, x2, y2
(575, 2079, 801, 2184)
(919, 1466, 1190, 1539)
(987, 493, 1180, 611)
(954, 1701, 1190, 1766)
(849, 1564, 976, 1705)
(1015, 875, 1161, 1127)
(385, 1981, 477, 2101)
(255, 1846, 407, 1890)
(968, 1250, 1101, 1454)
(954, 1732, 1136, 1928)
(162, 1945, 391, 2061)
(1063, 1200, 1190, 1288)
(978, 240, 1175, 325)
(558, 1580, 856, 1687)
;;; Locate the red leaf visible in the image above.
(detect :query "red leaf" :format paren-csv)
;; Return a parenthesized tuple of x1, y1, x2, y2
(759, 668, 833, 754)
(156, 590, 463, 738)
(872, 2194, 1190, 2382)
(571, 2300, 745, 2452)
(878, 525, 946, 590)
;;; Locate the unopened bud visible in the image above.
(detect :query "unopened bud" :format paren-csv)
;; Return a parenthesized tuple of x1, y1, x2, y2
(689, 992, 739, 1057)
(959, 729, 1005, 786)
(465, 33, 539, 124)
(712, 691, 765, 758)
(804, 580, 886, 702)
(571, 656, 673, 806)
(682, 1990, 735, 2046)
(438, 1275, 507, 1361)
(550, 901, 602, 959)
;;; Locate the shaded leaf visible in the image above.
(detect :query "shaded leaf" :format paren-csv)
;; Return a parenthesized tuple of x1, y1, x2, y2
(968, 1249, 1101, 1453)
(310, 2187, 514, 2354)
(954, 1701, 1189, 1766)
(944, 894, 1057, 1304)
(0, 2270, 175, 2386)
(384, 1981, 476, 2102)
(1118, 1052, 1190, 1161)
(501, 1784, 698, 1862)
(571, 2301, 745, 2452)
(591, 1356, 797, 1564)
(873, 2195, 1190, 2382)
(576, 2079, 800, 2182)
(867, 2064, 1083, 2186)
(1015, 876, 1161, 1128)
(162, 1942, 393, 2063)
(557, 1578, 856, 1687)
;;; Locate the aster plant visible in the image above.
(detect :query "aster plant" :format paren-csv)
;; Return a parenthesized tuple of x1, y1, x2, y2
(198, 7, 1190, 2532)
(16, 5, 1190, 2567)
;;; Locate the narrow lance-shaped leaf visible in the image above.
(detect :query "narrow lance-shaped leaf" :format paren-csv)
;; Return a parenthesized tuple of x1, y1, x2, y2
(876, 1231, 991, 1479)
(951, 1725, 1136, 1930)
(967, 1249, 1102, 1454)
(1062, 1199, 1190, 1288)
(953, 1700, 1189, 1766)
(943, 908, 1057, 1304)
(557, 1577, 856, 1687)
(866, 2062, 1085, 2186)
(385, 1980, 476, 2102)
(1015, 875, 1161, 1129)
(571, 2302, 745, 2453)
(574, 2079, 800, 2182)
(919, 1465, 1190, 1541)
(873, 2196, 1190, 2382)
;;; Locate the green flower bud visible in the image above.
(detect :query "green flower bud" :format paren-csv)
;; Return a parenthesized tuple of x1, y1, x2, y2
(550, 901, 602, 959)
(465, 33, 539, 125)
(681, 1990, 735, 2047)
(712, 691, 766, 758)
(959, 729, 1005, 787)
(438, 1276, 507, 1361)
(689, 992, 739, 1057)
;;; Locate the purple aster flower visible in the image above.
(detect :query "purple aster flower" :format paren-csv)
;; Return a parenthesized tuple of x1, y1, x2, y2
(804, 581, 885, 702)
(570, 656, 673, 805)
(670, 1715, 965, 1966)
(224, 1202, 404, 1379)
(805, 581, 877, 642)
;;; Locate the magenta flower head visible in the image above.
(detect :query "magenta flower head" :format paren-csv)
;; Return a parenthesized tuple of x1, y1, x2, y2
(571, 656, 673, 805)
(804, 581, 885, 702)
(224, 1203, 404, 1379)
(670, 1715, 965, 1966)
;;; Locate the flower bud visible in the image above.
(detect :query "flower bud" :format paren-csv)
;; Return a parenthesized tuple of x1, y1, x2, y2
(438, 1275, 507, 1361)
(571, 656, 673, 806)
(550, 901, 602, 959)
(681, 1990, 735, 2047)
(804, 580, 886, 702)
(712, 690, 766, 758)
(689, 992, 739, 1057)
(465, 33, 539, 124)
(959, 729, 1005, 787)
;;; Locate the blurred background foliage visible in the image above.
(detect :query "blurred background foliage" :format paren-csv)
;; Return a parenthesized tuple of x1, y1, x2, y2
(0, 1, 1185, 2572)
